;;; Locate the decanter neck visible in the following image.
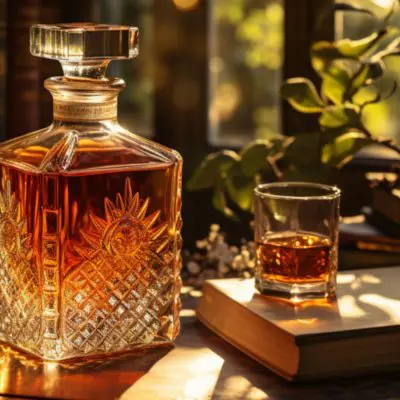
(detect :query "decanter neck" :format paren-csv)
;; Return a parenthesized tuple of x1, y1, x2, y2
(53, 98, 118, 122)
(45, 76, 125, 122)
(60, 60, 110, 79)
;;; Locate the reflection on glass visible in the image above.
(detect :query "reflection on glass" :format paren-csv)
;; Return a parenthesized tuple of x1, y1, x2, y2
(209, 0, 283, 146)
(336, 0, 400, 143)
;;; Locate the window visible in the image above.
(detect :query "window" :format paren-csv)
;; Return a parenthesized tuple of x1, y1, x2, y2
(208, 0, 284, 147)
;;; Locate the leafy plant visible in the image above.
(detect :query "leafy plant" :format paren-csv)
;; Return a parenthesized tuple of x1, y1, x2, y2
(188, 1, 400, 220)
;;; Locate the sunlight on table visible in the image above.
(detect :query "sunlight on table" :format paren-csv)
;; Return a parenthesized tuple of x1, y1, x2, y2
(359, 294, 400, 323)
(219, 375, 269, 400)
(337, 295, 367, 318)
(120, 347, 224, 400)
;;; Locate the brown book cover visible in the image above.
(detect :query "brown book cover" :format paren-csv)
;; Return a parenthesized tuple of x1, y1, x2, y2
(197, 266, 400, 381)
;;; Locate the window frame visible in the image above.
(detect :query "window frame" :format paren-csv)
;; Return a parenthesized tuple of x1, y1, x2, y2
(152, 0, 338, 245)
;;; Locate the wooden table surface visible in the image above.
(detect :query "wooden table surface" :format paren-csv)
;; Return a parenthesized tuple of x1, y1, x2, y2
(1, 293, 400, 400)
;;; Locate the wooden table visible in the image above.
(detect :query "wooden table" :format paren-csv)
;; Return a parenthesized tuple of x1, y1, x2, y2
(1, 293, 400, 400)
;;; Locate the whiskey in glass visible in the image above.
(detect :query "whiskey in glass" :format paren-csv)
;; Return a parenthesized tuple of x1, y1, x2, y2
(254, 183, 340, 301)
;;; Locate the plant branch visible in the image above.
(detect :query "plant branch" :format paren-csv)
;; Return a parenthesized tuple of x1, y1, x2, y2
(266, 155, 284, 180)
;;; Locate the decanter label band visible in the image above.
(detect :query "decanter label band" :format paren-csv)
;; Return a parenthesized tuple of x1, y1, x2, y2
(54, 100, 117, 121)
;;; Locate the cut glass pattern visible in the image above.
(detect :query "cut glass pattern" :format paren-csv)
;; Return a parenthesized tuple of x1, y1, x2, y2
(0, 23, 182, 360)
(0, 181, 41, 353)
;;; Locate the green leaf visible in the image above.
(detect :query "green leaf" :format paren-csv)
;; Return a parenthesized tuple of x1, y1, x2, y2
(239, 138, 291, 177)
(212, 181, 239, 221)
(367, 27, 400, 62)
(187, 150, 240, 191)
(321, 132, 374, 167)
(336, 31, 383, 57)
(239, 140, 273, 177)
(321, 62, 351, 104)
(344, 64, 370, 101)
(224, 172, 254, 211)
(311, 31, 385, 74)
(353, 86, 381, 107)
(319, 107, 347, 128)
(343, 62, 385, 103)
(341, 62, 385, 103)
(281, 78, 326, 113)
(311, 42, 343, 74)
(319, 106, 360, 128)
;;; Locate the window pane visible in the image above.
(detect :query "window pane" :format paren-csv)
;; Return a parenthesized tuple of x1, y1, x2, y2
(336, 0, 400, 143)
(95, 0, 154, 137)
(208, 0, 283, 147)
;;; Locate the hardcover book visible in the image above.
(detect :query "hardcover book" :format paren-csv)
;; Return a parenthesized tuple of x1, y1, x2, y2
(197, 266, 400, 381)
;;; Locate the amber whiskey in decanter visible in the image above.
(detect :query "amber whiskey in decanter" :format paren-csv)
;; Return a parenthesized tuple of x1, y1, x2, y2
(0, 23, 182, 360)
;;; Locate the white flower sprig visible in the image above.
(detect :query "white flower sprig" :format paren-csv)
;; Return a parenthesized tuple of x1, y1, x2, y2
(182, 224, 255, 288)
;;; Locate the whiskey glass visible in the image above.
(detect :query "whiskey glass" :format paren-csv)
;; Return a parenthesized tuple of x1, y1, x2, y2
(254, 182, 340, 301)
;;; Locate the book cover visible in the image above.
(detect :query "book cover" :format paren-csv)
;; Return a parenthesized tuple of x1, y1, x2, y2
(197, 266, 400, 381)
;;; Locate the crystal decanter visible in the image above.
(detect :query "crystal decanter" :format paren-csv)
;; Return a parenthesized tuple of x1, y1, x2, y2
(0, 23, 182, 360)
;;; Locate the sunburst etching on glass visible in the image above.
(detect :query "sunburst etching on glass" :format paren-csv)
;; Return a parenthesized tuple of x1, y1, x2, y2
(62, 177, 175, 355)
(0, 180, 40, 351)
(76, 177, 169, 266)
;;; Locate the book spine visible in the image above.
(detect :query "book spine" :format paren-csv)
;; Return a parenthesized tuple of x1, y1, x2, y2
(6, 0, 41, 138)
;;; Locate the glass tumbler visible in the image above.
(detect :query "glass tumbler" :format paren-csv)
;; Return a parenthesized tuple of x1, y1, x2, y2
(254, 182, 340, 301)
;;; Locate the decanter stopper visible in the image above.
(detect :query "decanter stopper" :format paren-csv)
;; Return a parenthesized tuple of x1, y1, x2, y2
(30, 23, 139, 78)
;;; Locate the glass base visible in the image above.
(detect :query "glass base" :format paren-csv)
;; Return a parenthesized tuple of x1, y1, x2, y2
(0, 338, 175, 363)
(256, 279, 335, 302)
